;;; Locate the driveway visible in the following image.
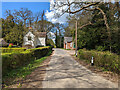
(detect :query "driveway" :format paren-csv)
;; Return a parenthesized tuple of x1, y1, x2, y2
(42, 48, 118, 88)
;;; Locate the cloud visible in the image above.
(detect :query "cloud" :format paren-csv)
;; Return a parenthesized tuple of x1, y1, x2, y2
(45, 0, 69, 24)
(45, 10, 69, 24)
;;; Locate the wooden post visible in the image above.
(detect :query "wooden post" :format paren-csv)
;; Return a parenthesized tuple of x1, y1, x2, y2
(75, 20, 77, 56)
(55, 30, 57, 47)
(60, 36, 61, 48)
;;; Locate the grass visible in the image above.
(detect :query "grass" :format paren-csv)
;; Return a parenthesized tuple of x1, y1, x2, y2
(77, 49, 119, 74)
(2, 50, 52, 87)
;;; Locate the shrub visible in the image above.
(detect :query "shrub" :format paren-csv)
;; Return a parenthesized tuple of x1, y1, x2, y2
(47, 39, 56, 48)
(78, 49, 119, 73)
(1, 48, 26, 53)
(2, 46, 52, 76)
(95, 46, 106, 51)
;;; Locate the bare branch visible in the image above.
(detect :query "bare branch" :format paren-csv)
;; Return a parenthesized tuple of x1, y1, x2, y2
(69, 2, 100, 14)
(78, 21, 92, 29)
(96, 7, 110, 31)
(85, 7, 110, 31)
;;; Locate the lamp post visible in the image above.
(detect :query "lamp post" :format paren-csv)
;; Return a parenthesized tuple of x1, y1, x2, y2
(75, 20, 77, 57)
(75, 14, 79, 57)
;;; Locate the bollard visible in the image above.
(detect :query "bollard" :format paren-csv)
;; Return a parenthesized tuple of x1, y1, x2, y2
(75, 50, 77, 57)
(91, 56, 94, 66)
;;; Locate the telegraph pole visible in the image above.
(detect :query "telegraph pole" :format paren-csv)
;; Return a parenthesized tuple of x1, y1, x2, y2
(75, 20, 77, 57)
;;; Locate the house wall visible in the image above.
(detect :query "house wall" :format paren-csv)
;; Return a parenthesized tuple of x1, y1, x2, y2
(23, 31, 35, 47)
(23, 31, 46, 48)
(67, 42, 73, 49)
(38, 37, 46, 46)
(64, 42, 74, 49)
(64, 42, 66, 49)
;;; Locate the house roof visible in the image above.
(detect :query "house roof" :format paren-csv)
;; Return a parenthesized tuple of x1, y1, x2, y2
(34, 32, 46, 37)
(0, 38, 3, 42)
(24, 29, 46, 38)
(0, 38, 8, 45)
(64, 37, 73, 43)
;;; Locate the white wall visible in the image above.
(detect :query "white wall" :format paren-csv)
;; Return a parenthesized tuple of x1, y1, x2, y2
(23, 31, 35, 47)
(38, 37, 46, 46)
(23, 31, 46, 47)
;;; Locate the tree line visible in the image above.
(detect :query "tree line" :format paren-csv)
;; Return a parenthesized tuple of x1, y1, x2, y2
(1, 1, 120, 54)
(59, 2, 119, 54)
(1, 8, 64, 47)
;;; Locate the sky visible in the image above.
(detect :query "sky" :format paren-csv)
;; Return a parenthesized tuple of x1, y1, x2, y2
(2, 2, 50, 19)
(1, 0, 117, 24)
(1, 0, 68, 24)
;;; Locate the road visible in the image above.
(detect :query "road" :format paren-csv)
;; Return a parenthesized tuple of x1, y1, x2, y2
(42, 48, 118, 88)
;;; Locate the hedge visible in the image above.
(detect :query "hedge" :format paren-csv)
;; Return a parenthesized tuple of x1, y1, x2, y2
(78, 49, 120, 74)
(2, 46, 52, 76)
(1, 48, 26, 53)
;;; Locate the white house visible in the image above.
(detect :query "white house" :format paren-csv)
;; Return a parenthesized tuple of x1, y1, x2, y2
(47, 32, 55, 44)
(0, 38, 8, 47)
(23, 30, 46, 48)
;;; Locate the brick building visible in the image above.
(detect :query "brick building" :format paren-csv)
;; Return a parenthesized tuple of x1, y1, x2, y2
(64, 37, 75, 49)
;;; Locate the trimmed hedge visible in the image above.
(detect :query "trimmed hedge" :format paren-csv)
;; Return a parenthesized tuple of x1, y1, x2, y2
(2, 46, 52, 76)
(1, 48, 26, 53)
(78, 49, 120, 73)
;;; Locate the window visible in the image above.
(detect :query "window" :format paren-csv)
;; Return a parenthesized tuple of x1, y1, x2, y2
(28, 36, 32, 41)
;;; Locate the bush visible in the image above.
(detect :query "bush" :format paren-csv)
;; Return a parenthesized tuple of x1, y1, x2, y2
(95, 46, 106, 51)
(1, 48, 26, 53)
(78, 49, 119, 73)
(2, 46, 52, 76)
(47, 39, 56, 48)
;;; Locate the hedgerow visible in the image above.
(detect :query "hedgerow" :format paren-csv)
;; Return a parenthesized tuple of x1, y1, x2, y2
(1, 48, 26, 53)
(78, 49, 120, 74)
(2, 46, 52, 76)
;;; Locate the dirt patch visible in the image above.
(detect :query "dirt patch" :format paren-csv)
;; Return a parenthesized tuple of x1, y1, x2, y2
(71, 55, 118, 84)
(6, 51, 54, 88)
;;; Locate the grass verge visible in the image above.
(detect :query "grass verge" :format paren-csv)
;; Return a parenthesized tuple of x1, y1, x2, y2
(2, 50, 52, 88)
(72, 55, 118, 83)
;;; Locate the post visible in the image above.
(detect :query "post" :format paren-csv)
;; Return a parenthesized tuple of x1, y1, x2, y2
(91, 56, 94, 66)
(55, 30, 57, 47)
(60, 36, 61, 48)
(75, 20, 77, 57)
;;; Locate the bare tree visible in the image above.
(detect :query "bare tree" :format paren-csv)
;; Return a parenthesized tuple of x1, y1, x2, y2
(14, 8, 33, 29)
(34, 12, 42, 30)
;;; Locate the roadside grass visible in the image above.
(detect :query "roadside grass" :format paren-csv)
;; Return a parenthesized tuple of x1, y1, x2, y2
(2, 50, 52, 87)
(73, 54, 118, 83)
(77, 49, 119, 74)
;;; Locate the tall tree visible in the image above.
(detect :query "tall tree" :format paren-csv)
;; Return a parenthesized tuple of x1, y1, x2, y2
(14, 8, 33, 29)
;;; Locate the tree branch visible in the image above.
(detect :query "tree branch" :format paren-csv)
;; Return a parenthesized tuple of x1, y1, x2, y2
(69, 2, 100, 14)
(85, 7, 111, 51)
(78, 21, 92, 29)
(96, 7, 110, 31)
